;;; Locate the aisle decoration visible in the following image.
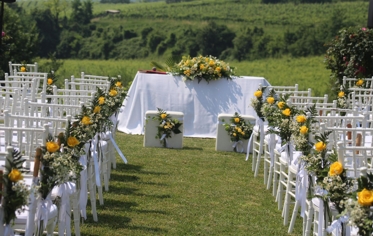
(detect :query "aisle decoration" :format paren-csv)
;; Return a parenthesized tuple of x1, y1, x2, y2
(171, 55, 236, 83)
(336, 85, 350, 110)
(290, 104, 318, 155)
(152, 108, 183, 147)
(343, 172, 373, 236)
(250, 85, 268, 121)
(222, 112, 253, 152)
(1, 149, 30, 233)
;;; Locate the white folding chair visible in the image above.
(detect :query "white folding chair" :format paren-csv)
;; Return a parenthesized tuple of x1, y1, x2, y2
(8, 62, 38, 76)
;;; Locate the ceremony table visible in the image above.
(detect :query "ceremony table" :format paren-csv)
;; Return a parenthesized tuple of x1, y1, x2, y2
(117, 72, 270, 138)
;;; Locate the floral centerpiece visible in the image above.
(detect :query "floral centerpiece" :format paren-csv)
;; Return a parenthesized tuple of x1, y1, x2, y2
(171, 55, 236, 83)
(1, 149, 30, 226)
(104, 78, 127, 117)
(222, 112, 253, 152)
(336, 85, 350, 111)
(152, 108, 183, 147)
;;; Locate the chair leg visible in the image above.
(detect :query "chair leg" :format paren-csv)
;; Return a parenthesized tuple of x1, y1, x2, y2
(288, 200, 300, 233)
(71, 192, 81, 236)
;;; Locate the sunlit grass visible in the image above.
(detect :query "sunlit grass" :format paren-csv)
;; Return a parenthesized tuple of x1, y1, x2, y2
(78, 133, 303, 236)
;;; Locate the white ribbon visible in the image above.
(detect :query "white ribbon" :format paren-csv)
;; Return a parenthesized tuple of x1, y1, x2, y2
(91, 136, 101, 187)
(233, 140, 244, 153)
(55, 182, 76, 236)
(160, 133, 168, 148)
(280, 142, 294, 165)
(326, 215, 349, 236)
(108, 132, 128, 164)
(79, 142, 90, 220)
(35, 195, 53, 230)
(295, 162, 308, 218)
(4, 225, 15, 236)
(268, 133, 276, 167)
(246, 118, 264, 161)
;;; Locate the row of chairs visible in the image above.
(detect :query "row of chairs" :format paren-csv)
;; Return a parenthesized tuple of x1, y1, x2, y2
(0, 68, 124, 235)
(250, 78, 373, 235)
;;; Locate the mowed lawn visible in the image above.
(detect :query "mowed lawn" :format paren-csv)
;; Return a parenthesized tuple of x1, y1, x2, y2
(79, 133, 303, 236)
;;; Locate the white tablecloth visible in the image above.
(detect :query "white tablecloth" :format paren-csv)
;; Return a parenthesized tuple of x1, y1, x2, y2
(117, 72, 270, 138)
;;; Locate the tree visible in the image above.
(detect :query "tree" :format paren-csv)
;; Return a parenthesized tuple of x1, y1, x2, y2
(196, 22, 235, 57)
(1, 5, 38, 78)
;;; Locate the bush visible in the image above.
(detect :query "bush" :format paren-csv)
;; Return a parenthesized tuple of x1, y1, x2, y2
(324, 27, 373, 92)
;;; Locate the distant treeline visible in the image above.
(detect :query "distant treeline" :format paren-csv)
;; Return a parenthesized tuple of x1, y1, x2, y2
(2, 0, 368, 64)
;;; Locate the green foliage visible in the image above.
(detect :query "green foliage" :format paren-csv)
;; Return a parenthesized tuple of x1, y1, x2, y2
(325, 27, 373, 94)
(0, 4, 39, 77)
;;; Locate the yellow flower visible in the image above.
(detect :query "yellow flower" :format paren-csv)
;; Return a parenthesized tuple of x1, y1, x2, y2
(20, 66, 26, 72)
(356, 79, 364, 86)
(46, 141, 60, 153)
(237, 128, 242, 133)
(164, 125, 169, 129)
(8, 169, 23, 182)
(358, 188, 373, 207)
(47, 78, 53, 85)
(278, 101, 285, 109)
(299, 126, 308, 134)
(67, 136, 80, 147)
(109, 89, 118, 97)
(267, 97, 275, 104)
(234, 117, 240, 123)
(209, 60, 215, 66)
(254, 90, 262, 98)
(241, 132, 245, 135)
(115, 81, 122, 87)
(215, 67, 221, 73)
(160, 114, 167, 119)
(200, 64, 205, 70)
(233, 133, 236, 136)
(329, 161, 343, 176)
(282, 108, 291, 116)
(338, 91, 345, 98)
(98, 97, 105, 105)
(93, 106, 101, 114)
(296, 115, 307, 123)
(82, 116, 93, 125)
(184, 69, 191, 76)
(315, 141, 326, 152)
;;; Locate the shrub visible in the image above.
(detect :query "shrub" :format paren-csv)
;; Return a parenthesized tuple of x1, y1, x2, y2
(325, 27, 373, 93)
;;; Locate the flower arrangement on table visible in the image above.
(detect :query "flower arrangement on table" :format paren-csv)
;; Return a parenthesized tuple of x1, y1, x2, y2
(171, 55, 236, 83)
(222, 112, 253, 152)
(1, 149, 30, 226)
(343, 172, 373, 236)
(152, 108, 183, 147)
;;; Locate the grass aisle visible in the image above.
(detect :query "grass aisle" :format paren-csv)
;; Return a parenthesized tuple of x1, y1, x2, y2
(79, 133, 303, 236)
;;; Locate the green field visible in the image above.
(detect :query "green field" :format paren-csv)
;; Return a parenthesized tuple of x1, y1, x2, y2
(42, 55, 331, 97)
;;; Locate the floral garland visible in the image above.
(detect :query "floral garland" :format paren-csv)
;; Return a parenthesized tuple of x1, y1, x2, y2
(171, 55, 236, 83)
(152, 108, 183, 147)
(223, 112, 253, 142)
(2, 149, 30, 225)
